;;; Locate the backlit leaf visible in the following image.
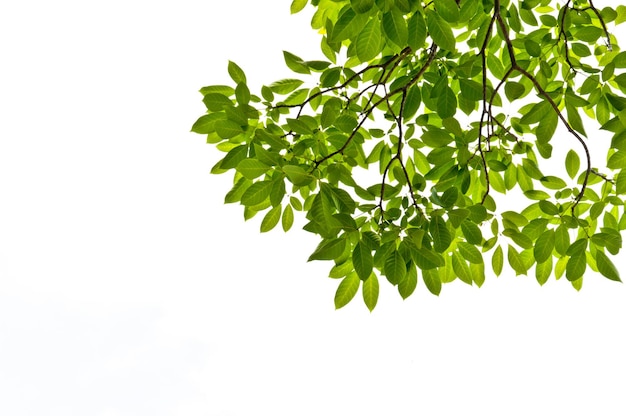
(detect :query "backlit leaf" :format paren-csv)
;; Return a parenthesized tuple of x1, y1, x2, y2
(241, 181, 272, 206)
(270, 79, 304, 94)
(382, 9, 408, 49)
(356, 18, 382, 62)
(290, 0, 307, 14)
(566, 253, 586, 281)
(228, 61, 246, 84)
(422, 269, 442, 296)
(458, 242, 483, 264)
(595, 251, 621, 282)
(492, 245, 504, 276)
(308, 238, 347, 261)
(353, 241, 373, 280)
(334, 273, 360, 309)
(282, 204, 294, 232)
(508, 245, 528, 275)
(362, 273, 379, 311)
(260, 205, 282, 232)
(534, 229, 555, 263)
(384, 249, 406, 285)
(426, 11, 455, 51)
(434, 0, 460, 22)
(430, 216, 452, 252)
(565, 150, 580, 179)
(398, 262, 418, 299)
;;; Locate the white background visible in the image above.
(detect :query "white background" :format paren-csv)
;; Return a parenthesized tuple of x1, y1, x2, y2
(1, 1, 625, 415)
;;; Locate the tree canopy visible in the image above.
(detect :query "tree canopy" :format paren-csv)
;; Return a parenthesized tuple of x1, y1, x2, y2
(193, 0, 626, 310)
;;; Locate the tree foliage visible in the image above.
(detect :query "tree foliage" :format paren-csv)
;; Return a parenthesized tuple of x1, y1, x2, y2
(193, 0, 626, 310)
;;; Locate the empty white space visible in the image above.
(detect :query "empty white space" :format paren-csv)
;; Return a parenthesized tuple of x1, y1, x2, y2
(0, 1, 624, 415)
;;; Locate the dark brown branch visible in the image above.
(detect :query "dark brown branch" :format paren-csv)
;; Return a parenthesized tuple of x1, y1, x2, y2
(272, 48, 412, 117)
(312, 45, 438, 170)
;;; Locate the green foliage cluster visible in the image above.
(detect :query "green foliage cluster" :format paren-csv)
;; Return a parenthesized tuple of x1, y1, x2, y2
(194, 0, 626, 310)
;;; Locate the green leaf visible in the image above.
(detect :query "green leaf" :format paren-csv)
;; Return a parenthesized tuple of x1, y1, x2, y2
(237, 159, 270, 180)
(566, 253, 586, 281)
(617, 171, 626, 194)
(328, 8, 358, 44)
(566, 104, 586, 136)
(504, 82, 525, 101)
(290, 0, 307, 14)
(269, 177, 285, 207)
(270, 79, 304, 95)
(422, 129, 453, 147)
(351, 0, 374, 14)
(384, 249, 406, 285)
(430, 216, 452, 252)
(352, 241, 373, 280)
(461, 220, 483, 245)
(192, 115, 217, 134)
(356, 18, 382, 62)
(403, 84, 422, 120)
(449, 209, 470, 228)
(534, 229, 555, 263)
(235, 83, 250, 105)
(260, 205, 282, 233)
(329, 260, 353, 279)
(591, 232, 622, 255)
(608, 151, 626, 169)
(308, 238, 347, 261)
(440, 186, 459, 208)
(524, 39, 542, 57)
(595, 251, 622, 282)
(422, 269, 442, 296)
(536, 258, 552, 285)
(614, 51, 626, 68)
(492, 245, 504, 276)
(426, 10, 456, 51)
(407, 12, 427, 50)
(283, 165, 314, 186)
(200, 85, 235, 96)
(282, 204, 294, 232)
(458, 242, 483, 264)
(460, 79, 483, 102)
(224, 177, 251, 204)
(334, 273, 360, 309)
(540, 176, 567, 190)
(554, 225, 570, 256)
(452, 252, 472, 284)
(524, 190, 550, 200)
(283, 51, 310, 74)
(508, 245, 528, 275)
(362, 273, 379, 311)
(566, 238, 587, 257)
(215, 120, 244, 139)
(571, 277, 583, 291)
(471, 262, 485, 287)
(241, 181, 272, 206)
(412, 247, 445, 270)
(565, 150, 580, 179)
(536, 110, 558, 143)
(434, 0, 460, 22)
(227, 61, 246, 84)
(574, 26, 603, 43)
(382, 9, 408, 49)
(437, 86, 457, 119)
(398, 262, 418, 299)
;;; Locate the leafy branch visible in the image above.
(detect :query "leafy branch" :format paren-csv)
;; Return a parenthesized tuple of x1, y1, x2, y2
(194, 0, 626, 310)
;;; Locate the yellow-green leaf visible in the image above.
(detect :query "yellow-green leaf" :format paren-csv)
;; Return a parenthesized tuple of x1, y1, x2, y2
(426, 10, 455, 51)
(362, 273, 379, 311)
(335, 272, 360, 309)
(260, 205, 282, 233)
